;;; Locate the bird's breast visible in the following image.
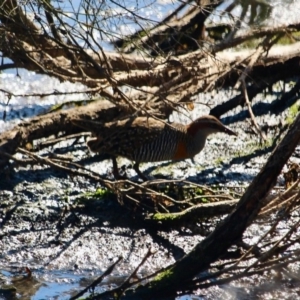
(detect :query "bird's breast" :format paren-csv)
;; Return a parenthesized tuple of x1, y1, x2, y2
(173, 141, 189, 160)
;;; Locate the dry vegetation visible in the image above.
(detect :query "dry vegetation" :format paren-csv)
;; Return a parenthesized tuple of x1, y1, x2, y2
(1, 0, 300, 298)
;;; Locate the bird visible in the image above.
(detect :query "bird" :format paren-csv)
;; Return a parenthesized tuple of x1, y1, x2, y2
(72, 115, 237, 180)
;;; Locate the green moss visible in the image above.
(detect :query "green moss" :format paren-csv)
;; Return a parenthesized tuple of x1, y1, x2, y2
(84, 188, 111, 199)
(286, 102, 299, 125)
(153, 268, 174, 282)
(194, 188, 203, 195)
(277, 32, 300, 45)
(214, 157, 224, 166)
(233, 138, 273, 157)
(137, 30, 148, 38)
(200, 198, 209, 203)
(152, 212, 179, 221)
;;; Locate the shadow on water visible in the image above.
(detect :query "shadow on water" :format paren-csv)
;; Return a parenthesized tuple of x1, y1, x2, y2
(142, 142, 275, 185)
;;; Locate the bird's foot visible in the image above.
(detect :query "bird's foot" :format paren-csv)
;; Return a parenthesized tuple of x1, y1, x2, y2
(112, 170, 128, 180)
(111, 157, 128, 180)
(133, 163, 149, 182)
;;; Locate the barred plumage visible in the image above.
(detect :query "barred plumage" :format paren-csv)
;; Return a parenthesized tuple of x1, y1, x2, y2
(72, 115, 237, 180)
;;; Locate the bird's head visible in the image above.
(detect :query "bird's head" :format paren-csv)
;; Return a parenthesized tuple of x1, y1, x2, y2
(186, 115, 237, 137)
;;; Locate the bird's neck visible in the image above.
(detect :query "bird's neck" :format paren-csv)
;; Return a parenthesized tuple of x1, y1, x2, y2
(186, 126, 209, 157)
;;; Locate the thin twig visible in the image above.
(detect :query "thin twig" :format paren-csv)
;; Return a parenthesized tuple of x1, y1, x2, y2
(241, 78, 267, 142)
(70, 256, 123, 300)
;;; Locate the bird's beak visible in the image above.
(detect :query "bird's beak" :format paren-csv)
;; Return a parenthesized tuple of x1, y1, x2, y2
(224, 127, 237, 136)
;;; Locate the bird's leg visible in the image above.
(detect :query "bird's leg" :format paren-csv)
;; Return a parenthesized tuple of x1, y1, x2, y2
(133, 162, 148, 181)
(112, 157, 127, 180)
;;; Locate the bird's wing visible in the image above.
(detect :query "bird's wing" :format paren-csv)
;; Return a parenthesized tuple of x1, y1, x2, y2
(73, 117, 168, 155)
(99, 117, 167, 154)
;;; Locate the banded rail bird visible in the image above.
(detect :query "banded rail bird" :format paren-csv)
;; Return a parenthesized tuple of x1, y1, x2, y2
(72, 115, 237, 180)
